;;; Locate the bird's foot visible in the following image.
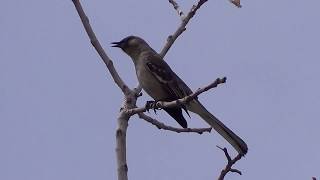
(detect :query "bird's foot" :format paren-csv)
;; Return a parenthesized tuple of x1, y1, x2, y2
(145, 100, 161, 114)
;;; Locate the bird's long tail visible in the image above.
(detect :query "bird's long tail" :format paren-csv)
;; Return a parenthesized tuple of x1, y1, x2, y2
(187, 100, 248, 155)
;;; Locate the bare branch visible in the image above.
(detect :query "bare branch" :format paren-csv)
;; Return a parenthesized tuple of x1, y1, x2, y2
(217, 146, 243, 180)
(128, 77, 226, 115)
(138, 113, 212, 134)
(160, 0, 208, 58)
(115, 110, 129, 180)
(72, 0, 131, 96)
(168, 0, 185, 19)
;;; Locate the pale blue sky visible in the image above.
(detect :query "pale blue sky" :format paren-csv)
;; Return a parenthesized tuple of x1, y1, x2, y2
(1, 0, 319, 179)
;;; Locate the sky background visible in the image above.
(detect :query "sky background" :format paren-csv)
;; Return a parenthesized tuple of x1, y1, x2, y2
(1, 0, 320, 180)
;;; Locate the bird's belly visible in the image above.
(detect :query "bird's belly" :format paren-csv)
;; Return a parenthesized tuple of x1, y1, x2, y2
(137, 68, 168, 101)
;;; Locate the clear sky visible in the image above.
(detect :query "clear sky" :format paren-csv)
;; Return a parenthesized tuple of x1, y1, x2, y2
(1, 0, 319, 180)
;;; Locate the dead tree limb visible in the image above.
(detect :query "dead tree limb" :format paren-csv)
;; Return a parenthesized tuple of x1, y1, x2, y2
(217, 146, 243, 180)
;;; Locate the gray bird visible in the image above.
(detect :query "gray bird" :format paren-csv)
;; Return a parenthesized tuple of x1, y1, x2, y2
(112, 36, 248, 155)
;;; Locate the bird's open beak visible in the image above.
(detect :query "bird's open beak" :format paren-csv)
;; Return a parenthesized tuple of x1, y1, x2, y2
(111, 41, 121, 48)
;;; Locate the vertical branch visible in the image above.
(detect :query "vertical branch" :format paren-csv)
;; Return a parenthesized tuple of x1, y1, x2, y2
(116, 111, 129, 180)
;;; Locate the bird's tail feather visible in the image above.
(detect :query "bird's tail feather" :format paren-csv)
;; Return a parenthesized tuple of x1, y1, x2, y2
(187, 100, 248, 155)
(163, 108, 188, 128)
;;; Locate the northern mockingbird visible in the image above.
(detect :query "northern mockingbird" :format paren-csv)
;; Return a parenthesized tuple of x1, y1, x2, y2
(112, 36, 248, 155)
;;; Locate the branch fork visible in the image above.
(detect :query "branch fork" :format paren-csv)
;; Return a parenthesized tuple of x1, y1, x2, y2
(217, 146, 243, 180)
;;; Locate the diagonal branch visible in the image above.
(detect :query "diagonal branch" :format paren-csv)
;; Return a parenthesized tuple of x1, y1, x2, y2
(160, 0, 208, 57)
(128, 77, 226, 115)
(217, 146, 243, 180)
(72, 0, 132, 96)
(138, 113, 212, 134)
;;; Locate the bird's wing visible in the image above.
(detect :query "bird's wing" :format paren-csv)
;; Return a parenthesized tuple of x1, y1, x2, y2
(145, 56, 192, 99)
(145, 55, 191, 116)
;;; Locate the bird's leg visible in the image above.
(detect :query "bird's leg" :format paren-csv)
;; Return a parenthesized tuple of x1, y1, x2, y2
(145, 100, 161, 114)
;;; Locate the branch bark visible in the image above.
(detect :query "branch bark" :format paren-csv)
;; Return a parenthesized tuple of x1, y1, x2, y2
(116, 111, 129, 180)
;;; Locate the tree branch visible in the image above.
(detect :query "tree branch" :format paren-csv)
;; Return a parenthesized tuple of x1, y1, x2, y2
(138, 113, 212, 134)
(116, 110, 129, 180)
(217, 146, 243, 180)
(168, 0, 185, 19)
(160, 0, 208, 57)
(72, 0, 132, 96)
(128, 77, 226, 115)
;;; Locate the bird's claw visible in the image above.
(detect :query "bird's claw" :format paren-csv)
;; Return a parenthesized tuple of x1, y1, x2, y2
(145, 100, 161, 114)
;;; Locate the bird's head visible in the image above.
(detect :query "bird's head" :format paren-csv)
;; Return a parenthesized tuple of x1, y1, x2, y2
(111, 36, 151, 60)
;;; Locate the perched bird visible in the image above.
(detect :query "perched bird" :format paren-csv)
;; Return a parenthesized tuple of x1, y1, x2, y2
(112, 36, 248, 155)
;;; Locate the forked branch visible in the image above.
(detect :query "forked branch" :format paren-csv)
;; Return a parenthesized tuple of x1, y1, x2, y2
(217, 146, 243, 180)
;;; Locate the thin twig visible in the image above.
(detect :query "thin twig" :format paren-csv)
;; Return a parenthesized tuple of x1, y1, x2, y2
(168, 0, 185, 19)
(217, 146, 243, 180)
(72, 0, 132, 96)
(128, 77, 226, 115)
(160, 0, 208, 58)
(138, 113, 212, 134)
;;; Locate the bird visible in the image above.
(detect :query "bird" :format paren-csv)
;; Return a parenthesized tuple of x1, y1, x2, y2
(111, 36, 248, 155)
